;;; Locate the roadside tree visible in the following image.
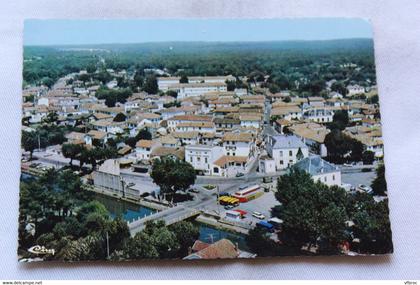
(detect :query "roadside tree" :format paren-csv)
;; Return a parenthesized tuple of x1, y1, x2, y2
(150, 157, 196, 200)
(62, 143, 82, 166)
(371, 164, 387, 196)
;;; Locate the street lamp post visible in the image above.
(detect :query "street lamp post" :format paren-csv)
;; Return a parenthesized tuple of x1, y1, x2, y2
(37, 133, 41, 151)
(216, 185, 221, 216)
(121, 179, 126, 198)
(105, 231, 110, 260)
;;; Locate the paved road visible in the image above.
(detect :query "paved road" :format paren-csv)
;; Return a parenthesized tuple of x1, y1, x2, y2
(342, 170, 376, 187)
(128, 181, 232, 236)
(32, 151, 70, 168)
(30, 140, 378, 235)
(128, 204, 200, 236)
(262, 99, 279, 137)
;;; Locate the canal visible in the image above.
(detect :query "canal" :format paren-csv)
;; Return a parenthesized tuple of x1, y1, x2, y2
(22, 173, 249, 251)
(93, 193, 156, 223)
(94, 194, 249, 250)
(195, 223, 249, 251)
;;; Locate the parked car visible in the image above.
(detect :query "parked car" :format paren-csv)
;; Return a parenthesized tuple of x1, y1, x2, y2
(188, 187, 199, 193)
(256, 220, 275, 232)
(235, 172, 244, 177)
(252, 211, 266, 220)
(263, 176, 273, 183)
(358, 184, 373, 194)
(29, 163, 40, 168)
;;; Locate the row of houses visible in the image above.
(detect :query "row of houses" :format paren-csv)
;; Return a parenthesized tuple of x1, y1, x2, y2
(23, 69, 380, 184)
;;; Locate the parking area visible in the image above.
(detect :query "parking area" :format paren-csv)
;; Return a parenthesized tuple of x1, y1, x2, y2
(201, 184, 279, 224)
(234, 190, 277, 221)
(200, 169, 378, 225)
(342, 171, 376, 188)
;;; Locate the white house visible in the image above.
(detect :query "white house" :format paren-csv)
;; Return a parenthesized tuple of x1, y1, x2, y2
(74, 87, 89, 95)
(167, 115, 213, 131)
(289, 123, 330, 157)
(234, 88, 248, 97)
(175, 121, 216, 134)
(213, 117, 241, 131)
(303, 109, 334, 124)
(159, 135, 178, 148)
(208, 98, 236, 109)
(158, 75, 234, 91)
(124, 100, 143, 112)
(37, 97, 49, 106)
(308, 97, 325, 107)
(365, 140, 384, 158)
(91, 120, 125, 136)
(169, 82, 227, 99)
(326, 98, 346, 107)
(48, 96, 80, 112)
(293, 155, 342, 187)
(172, 131, 200, 145)
(347, 84, 365, 96)
(157, 77, 181, 91)
(259, 156, 276, 174)
(160, 107, 187, 120)
(271, 105, 303, 121)
(135, 139, 161, 160)
(222, 132, 255, 158)
(185, 144, 224, 175)
(266, 135, 309, 170)
(330, 91, 344, 99)
(106, 80, 118, 89)
(85, 130, 108, 146)
(211, 155, 250, 178)
(239, 114, 262, 129)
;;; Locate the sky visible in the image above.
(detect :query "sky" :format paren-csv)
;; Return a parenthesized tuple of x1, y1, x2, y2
(24, 18, 372, 46)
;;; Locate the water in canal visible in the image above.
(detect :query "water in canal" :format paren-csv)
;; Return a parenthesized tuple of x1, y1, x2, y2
(194, 223, 249, 251)
(22, 174, 249, 251)
(93, 193, 156, 223)
(21, 173, 36, 182)
(93, 194, 249, 250)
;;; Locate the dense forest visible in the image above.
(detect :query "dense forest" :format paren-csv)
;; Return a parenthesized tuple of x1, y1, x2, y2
(23, 39, 377, 94)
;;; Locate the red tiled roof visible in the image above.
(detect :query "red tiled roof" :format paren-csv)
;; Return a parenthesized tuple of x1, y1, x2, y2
(191, 240, 210, 252)
(187, 239, 239, 259)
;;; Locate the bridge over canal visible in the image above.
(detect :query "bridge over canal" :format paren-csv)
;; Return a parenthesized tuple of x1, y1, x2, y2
(128, 205, 201, 236)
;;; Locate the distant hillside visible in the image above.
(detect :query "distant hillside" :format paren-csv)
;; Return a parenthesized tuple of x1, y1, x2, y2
(23, 38, 376, 88)
(25, 38, 374, 56)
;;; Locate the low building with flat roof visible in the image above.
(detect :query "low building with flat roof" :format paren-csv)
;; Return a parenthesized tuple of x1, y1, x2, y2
(293, 155, 341, 187)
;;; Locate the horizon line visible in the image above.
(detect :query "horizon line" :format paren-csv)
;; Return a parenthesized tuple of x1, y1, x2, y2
(23, 37, 373, 47)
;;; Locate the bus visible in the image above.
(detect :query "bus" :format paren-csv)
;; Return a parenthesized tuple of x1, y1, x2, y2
(233, 209, 247, 218)
(225, 210, 242, 220)
(218, 196, 239, 206)
(256, 221, 275, 232)
(268, 217, 284, 229)
(232, 184, 261, 202)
